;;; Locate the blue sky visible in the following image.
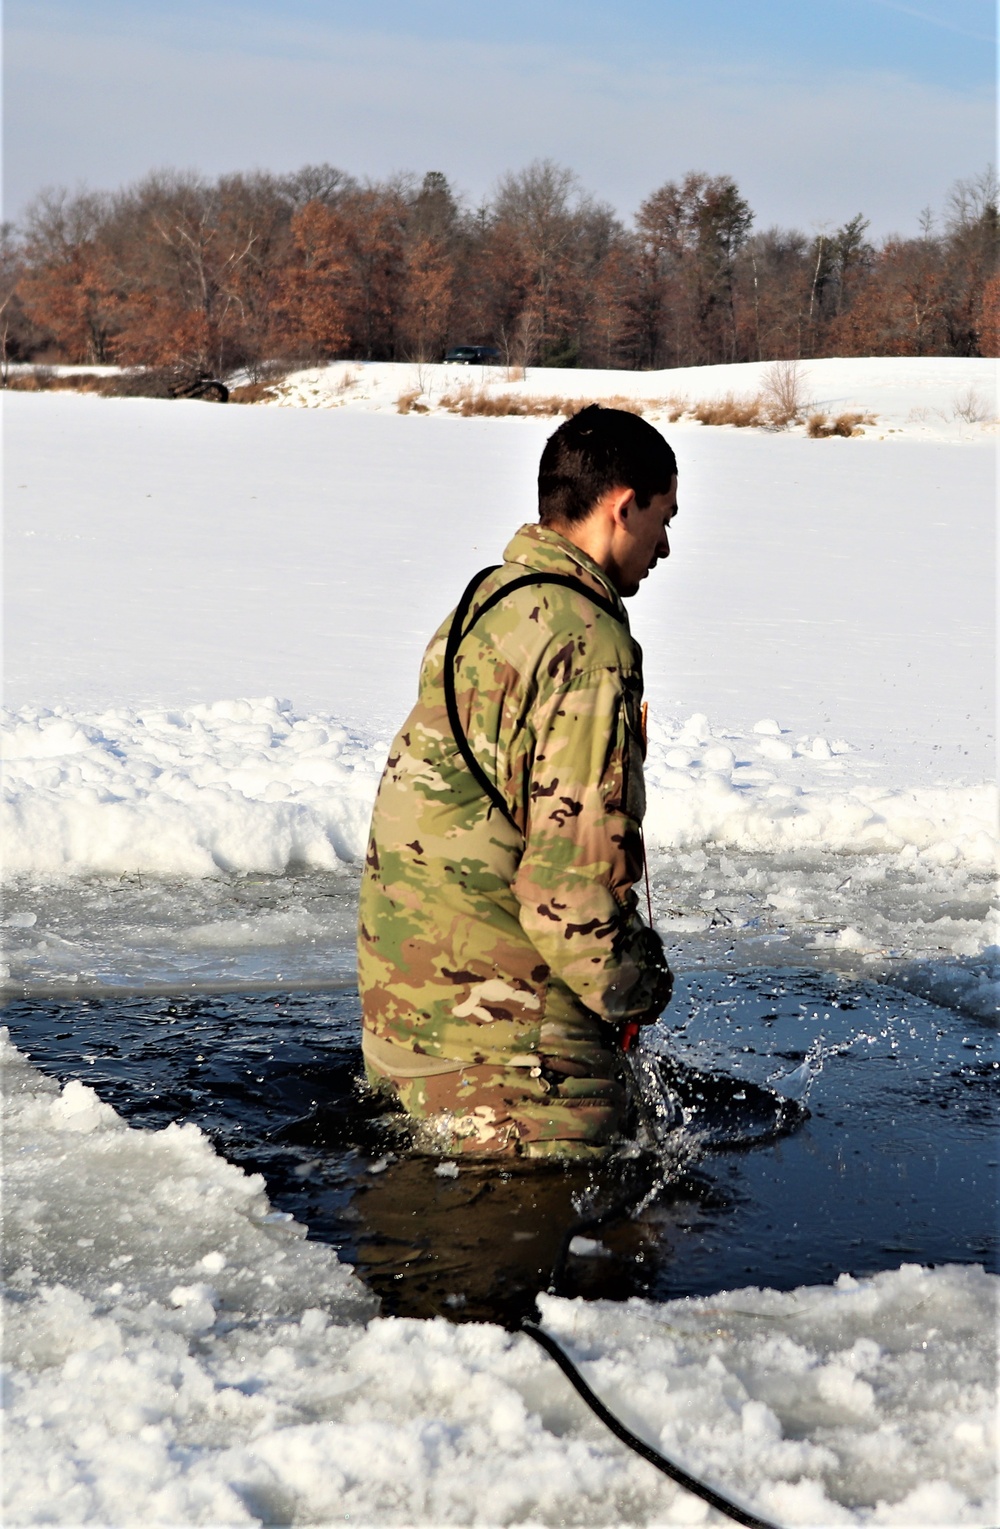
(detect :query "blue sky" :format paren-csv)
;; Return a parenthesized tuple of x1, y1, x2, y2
(5, 0, 996, 234)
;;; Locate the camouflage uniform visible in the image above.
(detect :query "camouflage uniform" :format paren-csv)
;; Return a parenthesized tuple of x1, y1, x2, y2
(357, 523, 672, 1158)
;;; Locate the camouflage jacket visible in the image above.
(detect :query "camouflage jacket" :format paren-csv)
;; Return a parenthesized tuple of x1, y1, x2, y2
(357, 523, 670, 1076)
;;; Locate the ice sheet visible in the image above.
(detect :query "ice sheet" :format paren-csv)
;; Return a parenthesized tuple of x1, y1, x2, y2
(3, 1030, 996, 1528)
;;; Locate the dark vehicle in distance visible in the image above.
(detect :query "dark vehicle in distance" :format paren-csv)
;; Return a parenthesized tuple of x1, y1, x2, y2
(443, 346, 501, 365)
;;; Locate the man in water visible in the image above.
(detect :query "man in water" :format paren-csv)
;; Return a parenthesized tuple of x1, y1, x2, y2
(357, 404, 677, 1159)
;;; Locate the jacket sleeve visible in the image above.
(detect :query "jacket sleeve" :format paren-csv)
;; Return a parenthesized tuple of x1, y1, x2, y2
(509, 663, 673, 1024)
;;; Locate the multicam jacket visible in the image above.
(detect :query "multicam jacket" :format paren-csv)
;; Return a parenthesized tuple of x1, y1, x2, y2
(357, 523, 670, 1078)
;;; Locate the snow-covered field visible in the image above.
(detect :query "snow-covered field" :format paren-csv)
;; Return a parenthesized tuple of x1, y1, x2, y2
(2, 359, 997, 1526)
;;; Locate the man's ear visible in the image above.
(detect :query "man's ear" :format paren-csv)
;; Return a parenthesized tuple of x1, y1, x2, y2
(611, 486, 637, 526)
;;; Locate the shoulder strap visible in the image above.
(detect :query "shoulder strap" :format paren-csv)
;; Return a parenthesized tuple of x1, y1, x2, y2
(466, 570, 623, 631)
(444, 566, 510, 824)
(443, 564, 626, 829)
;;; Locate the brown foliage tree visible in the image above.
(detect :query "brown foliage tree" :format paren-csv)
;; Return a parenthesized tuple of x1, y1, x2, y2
(939, 169, 1000, 355)
(337, 186, 407, 358)
(18, 190, 119, 362)
(11, 161, 998, 372)
(488, 161, 579, 364)
(276, 200, 351, 358)
(977, 271, 1000, 357)
(636, 172, 754, 366)
(829, 239, 948, 355)
(398, 233, 453, 360)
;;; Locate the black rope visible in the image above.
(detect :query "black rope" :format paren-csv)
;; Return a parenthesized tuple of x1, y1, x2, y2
(521, 1320, 781, 1529)
(443, 566, 511, 824)
(468, 569, 623, 630)
(442, 565, 627, 830)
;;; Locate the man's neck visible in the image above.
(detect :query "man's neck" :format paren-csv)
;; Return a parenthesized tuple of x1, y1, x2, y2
(545, 508, 617, 586)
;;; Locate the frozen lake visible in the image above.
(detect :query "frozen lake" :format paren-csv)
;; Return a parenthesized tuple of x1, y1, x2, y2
(3, 365, 997, 1526)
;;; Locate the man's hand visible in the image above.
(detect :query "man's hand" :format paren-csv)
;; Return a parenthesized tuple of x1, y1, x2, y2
(630, 923, 674, 1022)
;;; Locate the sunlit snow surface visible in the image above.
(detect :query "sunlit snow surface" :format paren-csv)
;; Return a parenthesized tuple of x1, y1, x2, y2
(2, 699, 995, 1014)
(2, 363, 997, 1526)
(3, 1029, 997, 1528)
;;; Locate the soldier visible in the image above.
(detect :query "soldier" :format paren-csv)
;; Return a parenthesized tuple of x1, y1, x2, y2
(358, 404, 677, 1159)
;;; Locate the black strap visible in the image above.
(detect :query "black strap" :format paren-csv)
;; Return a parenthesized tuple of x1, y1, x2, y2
(442, 565, 625, 829)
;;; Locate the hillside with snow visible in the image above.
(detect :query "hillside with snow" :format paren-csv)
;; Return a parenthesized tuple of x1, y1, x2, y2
(250, 354, 997, 443)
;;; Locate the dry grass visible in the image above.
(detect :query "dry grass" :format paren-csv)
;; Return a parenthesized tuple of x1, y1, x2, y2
(438, 386, 659, 419)
(4, 369, 110, 394)
(689, 393, 765, 428)
(664, 364, 808, 432)
(229, 381, 281, 404)
(601, 394, 650, 416)
(684, 364, 808, 431)
(436, 386, 810, 430)
(396, 388, 429, 414)
(6, 366, 234, 402)
(439, 386, 569, 417)
(807, 411, 874, 438)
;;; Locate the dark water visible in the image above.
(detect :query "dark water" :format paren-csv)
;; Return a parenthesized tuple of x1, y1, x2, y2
(4, 968, 996, 1326)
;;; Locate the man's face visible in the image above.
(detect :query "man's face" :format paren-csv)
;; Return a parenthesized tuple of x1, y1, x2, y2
(610, 476, 678, 597)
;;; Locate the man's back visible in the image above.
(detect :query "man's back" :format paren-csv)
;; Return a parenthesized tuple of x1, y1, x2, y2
(360, 524, 652, 1067)
(357, 406, 677, 1157)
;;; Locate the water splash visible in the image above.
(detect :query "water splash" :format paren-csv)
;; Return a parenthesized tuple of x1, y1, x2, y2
(769, 1036, 828, 1101)
(769, 1032, 872, 1103)
(628, 1044, 808, 1155)
(626, 1046, 682, 1150)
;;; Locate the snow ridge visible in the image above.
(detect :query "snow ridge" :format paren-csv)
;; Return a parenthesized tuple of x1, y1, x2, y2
(1, 699, 382, 877)
(3, 697, 994, 880)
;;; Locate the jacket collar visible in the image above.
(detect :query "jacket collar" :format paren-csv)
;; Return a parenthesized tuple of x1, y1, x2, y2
(502, 523, 628, 622)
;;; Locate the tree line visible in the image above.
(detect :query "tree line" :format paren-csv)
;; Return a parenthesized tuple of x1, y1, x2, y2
(2, 159, 997, 377)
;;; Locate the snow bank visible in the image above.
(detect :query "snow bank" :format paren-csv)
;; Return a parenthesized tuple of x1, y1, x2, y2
(643, 713, 997, 870)
(3, 1030, 996, 1527)
(1, 698, 383, 877)
(261, 356, 997, 443)
(6, 388, 993, 779)
(3, 698, 995, 883)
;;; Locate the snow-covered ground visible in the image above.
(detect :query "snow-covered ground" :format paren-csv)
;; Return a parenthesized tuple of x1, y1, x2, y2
(4, 1029, 997, 1528)
(2, 360, 997, 1525)
(255, 355, 998, 444)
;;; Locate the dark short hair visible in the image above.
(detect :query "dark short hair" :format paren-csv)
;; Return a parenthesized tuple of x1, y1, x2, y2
(538, 404, 677, 525)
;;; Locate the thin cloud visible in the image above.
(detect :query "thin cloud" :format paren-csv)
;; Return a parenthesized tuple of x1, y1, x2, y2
(5, 19, 992, 235)
(864, 0, 996, 44)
